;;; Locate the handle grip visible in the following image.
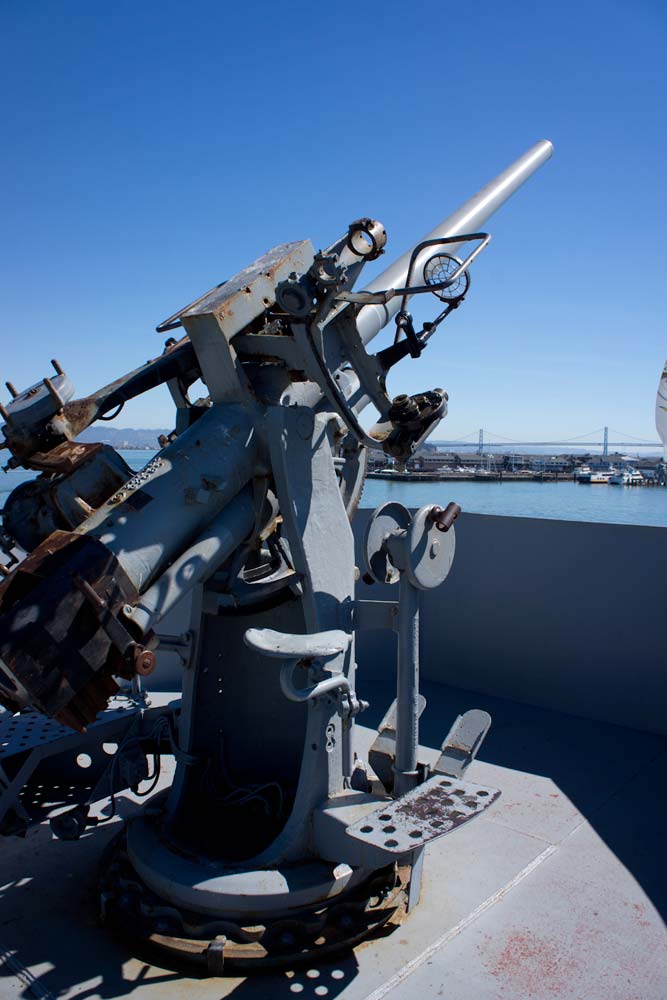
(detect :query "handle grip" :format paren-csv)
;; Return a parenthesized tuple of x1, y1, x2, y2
(429, 502, 461, 532)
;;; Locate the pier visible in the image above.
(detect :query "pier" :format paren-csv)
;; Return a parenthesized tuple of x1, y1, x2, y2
(369, 469, 577, 483)
(368, 442, 665, 486)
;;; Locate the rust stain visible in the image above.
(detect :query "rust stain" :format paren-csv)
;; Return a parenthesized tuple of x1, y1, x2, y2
(631, 902, 651, 929)
(395, 783, 451, 821)
(489, 930, 573, 997)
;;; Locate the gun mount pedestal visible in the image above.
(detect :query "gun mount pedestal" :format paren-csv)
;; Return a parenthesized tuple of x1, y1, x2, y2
(105, 408, 389, 970)
(98, 493, 498, 972)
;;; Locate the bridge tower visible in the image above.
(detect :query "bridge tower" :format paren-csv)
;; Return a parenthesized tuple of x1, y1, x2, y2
(603, 426, 609, 458)
(478, 428, 484, 455)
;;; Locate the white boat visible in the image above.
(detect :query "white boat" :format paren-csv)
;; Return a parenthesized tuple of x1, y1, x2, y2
(579, 464, 617, 484)
(609, 468, 644, 485)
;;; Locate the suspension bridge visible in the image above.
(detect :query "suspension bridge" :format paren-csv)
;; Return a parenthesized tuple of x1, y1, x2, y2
(435, 427, 661, 456)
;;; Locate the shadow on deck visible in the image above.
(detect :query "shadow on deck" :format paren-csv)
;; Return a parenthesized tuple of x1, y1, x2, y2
(0, 678, 665, 1000)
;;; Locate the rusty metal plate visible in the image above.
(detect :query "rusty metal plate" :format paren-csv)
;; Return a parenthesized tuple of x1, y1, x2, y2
(346, 775, 500, 854)
(182, 242, 312, 320)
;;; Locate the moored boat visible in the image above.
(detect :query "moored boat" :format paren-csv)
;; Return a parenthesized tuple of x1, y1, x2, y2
(609, 468, 644, 485)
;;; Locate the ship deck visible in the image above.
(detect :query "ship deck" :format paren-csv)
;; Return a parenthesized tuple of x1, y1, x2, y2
(1, 677, 665, 1000)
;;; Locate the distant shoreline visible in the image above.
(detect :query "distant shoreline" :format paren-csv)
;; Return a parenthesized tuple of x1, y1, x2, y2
(368, 470, 572, 483)
(367, 470, 662, 486)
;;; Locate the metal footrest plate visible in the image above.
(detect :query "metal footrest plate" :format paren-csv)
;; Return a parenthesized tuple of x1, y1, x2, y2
(346, 774, 500, 854)
(435, 708, 492, 778)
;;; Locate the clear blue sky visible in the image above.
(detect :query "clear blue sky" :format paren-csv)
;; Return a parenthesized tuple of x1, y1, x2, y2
(1, 0, 665, 443)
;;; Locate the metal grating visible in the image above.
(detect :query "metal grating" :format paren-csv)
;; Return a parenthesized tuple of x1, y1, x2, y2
(0, 711, 71, 758)
(0, 700, 138, 760)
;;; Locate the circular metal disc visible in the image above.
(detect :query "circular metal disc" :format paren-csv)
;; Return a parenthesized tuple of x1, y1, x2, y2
(423, 253, 470, 303)
(363, 501, 411, 584)
(404, 505, 456, 590)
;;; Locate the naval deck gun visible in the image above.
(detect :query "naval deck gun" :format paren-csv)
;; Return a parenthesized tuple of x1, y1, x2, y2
(0, 141, 552, 971)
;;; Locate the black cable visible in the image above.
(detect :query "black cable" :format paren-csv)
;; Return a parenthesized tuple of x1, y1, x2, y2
(98, 401, 125, 421)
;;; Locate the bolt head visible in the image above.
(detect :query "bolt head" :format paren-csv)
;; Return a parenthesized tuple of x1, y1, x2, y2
(135, 649, 157, 676)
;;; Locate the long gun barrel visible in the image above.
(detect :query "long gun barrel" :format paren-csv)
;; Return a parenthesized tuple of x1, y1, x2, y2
(356, 140, 553, 344)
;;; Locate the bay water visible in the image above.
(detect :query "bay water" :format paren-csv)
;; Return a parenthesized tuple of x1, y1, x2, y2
(2, 449, 666, 529)
(361, 476, 667, 527)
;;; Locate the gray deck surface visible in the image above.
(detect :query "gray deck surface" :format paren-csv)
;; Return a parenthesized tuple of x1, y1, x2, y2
(1, 679, 665, 1000)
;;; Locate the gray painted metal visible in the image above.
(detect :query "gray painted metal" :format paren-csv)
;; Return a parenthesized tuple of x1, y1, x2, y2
(354, 510, 667, 736)
(127, 406, 381, 917)
(180, 241, 314, 404)
(80, 404, 259, 592)
(125, 487, 256, 635)
(257, 406, 358, 842)
(243, 627, 351, 659)
(126, 814, 364, 918)
(355, 140, 553, 345)
(243, 626, 354, 703)
(2, 697, 666, 999)
(0, 697, 159, 832)
(69, 140, 549, 609)
(435, 709, 492, 778)
(0, 142, 555, 953)
(402, 505, 456, 591)
(395, 577, 421, 796)
(368, 694, 426, 794)
(363, 502, 411, 584)
(363, 503, 459, 797)
(346, 773, 501, 853)
(353, 599, 398, 631)
(312, 791, 406, 870)
(149, 511, 667, 736)
(3, 372, 75, 430)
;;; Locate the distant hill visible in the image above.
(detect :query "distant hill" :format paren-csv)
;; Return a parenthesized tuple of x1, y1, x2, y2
(77, 427, 169, 449)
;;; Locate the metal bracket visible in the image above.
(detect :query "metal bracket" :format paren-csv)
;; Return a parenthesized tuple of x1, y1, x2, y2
(155, 631, 194, 667)
(368, 696, 427, 794)
(352, 600, 398, 631)
(206, 937, 226, 975)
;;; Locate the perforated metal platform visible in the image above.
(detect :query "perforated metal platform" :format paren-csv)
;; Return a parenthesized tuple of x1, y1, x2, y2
(0, 696, 167, 836)
(0, 701, 138, 758)
(346, 773, 500, 853)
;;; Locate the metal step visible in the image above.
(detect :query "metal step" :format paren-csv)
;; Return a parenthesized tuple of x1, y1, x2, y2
(346, 773, 500, 854)
(434, 708, 492, 778)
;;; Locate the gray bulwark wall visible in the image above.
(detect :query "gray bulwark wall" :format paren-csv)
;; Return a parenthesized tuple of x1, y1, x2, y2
(353, 510, 667, 736)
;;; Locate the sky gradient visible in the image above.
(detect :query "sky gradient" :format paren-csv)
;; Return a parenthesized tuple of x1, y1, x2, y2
(1, 0, 665, 442)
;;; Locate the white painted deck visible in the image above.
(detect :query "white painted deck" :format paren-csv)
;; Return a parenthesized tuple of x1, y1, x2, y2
(1, 679, 665, 1000)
